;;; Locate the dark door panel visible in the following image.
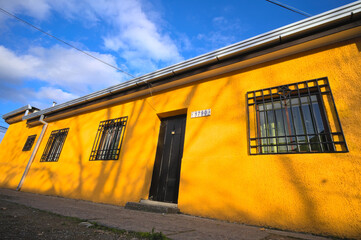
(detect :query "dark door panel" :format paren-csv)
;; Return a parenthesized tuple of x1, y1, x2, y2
(149, 115, 186, 203)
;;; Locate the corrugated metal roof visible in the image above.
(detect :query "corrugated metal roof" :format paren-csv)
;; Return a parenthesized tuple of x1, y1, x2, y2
(19, 0, 361, 121)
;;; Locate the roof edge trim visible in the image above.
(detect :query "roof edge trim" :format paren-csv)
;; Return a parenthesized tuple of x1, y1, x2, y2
(22, 0, 361, 121)
(2, 105, 39, 120)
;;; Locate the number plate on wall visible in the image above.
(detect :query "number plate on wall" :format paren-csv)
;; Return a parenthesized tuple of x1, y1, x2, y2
(191, 109, 211, 118)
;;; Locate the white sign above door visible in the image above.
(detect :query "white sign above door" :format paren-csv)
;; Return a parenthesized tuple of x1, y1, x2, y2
(191, 109, 211, 118)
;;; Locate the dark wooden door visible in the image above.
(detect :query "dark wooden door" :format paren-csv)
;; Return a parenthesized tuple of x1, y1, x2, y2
(149, 115, 186, 203)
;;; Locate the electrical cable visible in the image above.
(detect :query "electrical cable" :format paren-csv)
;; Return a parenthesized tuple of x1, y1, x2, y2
(0, 115, 8, 131)
(0, 7, 159, 113)
(265, 0, 312, 17)
(0, 7, 135, 78)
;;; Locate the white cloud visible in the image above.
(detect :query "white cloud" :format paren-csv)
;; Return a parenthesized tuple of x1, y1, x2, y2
(94, 0, 183, 72)
(0, 45, 126, 107)
(0, 46, 40, 82)
(0, 0, 184, 74)
(212, 17, 226, 24)
(35, 87, 79, 104)
(0, 0, 185, 110)
(23, 87, 79, 109)
(0, 0, 51, 21)
(0, 86, 79, 110)
(27, 45, 124, 94)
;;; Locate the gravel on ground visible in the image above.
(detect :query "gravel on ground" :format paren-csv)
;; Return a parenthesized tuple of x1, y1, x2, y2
(0, 199, 167, 240)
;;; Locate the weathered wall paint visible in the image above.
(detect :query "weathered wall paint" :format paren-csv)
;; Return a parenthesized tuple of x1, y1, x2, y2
(0, 37, 360, 238)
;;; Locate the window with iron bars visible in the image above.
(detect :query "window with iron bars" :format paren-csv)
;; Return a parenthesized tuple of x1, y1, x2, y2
(22, 134, 37, 151)
(40, 128, 69, 162)
(247, 77, 348, 154)
(89, 117, 127, 161)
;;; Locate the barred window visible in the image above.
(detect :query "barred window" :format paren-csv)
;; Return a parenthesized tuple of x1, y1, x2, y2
(247, 78, 348, 155)
(40, 128, 69, 162)
(90, 117, 127, 161)
(22, 135, 37, 151)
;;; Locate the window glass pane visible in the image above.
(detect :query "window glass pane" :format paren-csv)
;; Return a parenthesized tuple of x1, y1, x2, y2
(90, 117, 127, 160)
(259, 111, 266, 137)
(282, 105, 295, 137)
(267, 111, 277, 152)
(292, 106, 305, 135)
(287, 144, 296, 152)
(277, 136, 287, 153)
(273, 102, 281, 109)
(259, 111, 268, 153)
(298, 142, 310, 152)
(265, 102, 273, 110)
(40, 128, 69, 162)
(312, 102, 325, 134)
(267, 111, 276, 137)
(300, 96, 308, 104)
(301, 104, 315, 134)
(291, 98, 299, 106)
(310, 95, 317, 102)
(248, 79, 347, 154)
(275, 109, 285, 137)
(309, 135, 321, 151)
(22, 135, 37, 151)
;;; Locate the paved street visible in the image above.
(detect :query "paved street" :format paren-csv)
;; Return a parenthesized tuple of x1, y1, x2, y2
(0, 188, 330, 240)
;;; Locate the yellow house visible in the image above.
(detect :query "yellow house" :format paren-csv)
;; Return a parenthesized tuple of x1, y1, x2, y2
(1, 2, 361, 238)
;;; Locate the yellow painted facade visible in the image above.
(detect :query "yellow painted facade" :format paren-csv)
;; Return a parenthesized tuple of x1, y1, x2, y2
(1, 36, 361, 238)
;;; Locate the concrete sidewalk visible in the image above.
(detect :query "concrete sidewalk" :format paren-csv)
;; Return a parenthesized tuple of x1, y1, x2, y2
(0, 188, 329, 240)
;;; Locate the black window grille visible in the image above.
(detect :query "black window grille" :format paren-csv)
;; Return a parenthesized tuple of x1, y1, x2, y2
(247, 77, 348, 155)
(22, 135, 37, 151)
(89, 117, 127, 161)
(40, 128, 69, 162)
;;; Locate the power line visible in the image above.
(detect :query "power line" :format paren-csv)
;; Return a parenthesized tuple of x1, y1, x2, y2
(0, 126, 7, 133)
(0, 7, 160, 114)
(265, 0, 312, 17)
(0, 7, 135, 78)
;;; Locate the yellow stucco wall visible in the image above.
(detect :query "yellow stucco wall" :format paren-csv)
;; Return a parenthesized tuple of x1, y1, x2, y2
(0, 121, 42, 189)
(0, 37, 360, 238)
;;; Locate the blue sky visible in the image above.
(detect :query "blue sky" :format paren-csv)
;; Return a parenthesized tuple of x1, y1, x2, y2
(0, 0, 356, 140)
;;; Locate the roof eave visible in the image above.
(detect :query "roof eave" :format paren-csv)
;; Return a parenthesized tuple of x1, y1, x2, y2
(2, 104, 32, 120)
(20, 0, 361, 122)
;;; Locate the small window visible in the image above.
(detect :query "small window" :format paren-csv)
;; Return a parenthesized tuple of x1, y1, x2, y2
(247, 78, 348, 154)
(40, 128, 69, 162)
(90, 117, 127, 161)
(22, 135, 37, 151)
